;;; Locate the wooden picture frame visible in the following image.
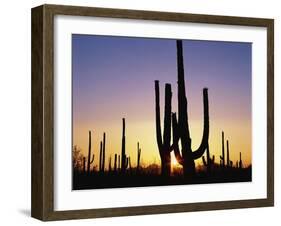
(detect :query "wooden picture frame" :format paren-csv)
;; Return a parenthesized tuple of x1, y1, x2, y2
(31, 4, 274, 221)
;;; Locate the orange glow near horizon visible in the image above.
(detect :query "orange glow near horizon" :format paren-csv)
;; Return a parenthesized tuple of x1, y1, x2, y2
(73, 116, 252, 169)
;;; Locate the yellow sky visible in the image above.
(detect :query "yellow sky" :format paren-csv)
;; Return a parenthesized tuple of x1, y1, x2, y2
(73, 117, 251, 169)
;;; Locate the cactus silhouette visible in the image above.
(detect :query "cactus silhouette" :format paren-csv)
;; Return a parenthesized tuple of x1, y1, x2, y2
(226, 140, 232, 168)
(99, 141, 103, 172)
(87, 131, 94, 174)
(171, 40, 209, 179)
(155, 81, 173, 177)
(220, 131, 225, 167)
(114, 154, 117, 172)
(137, 142, 141, 172)
(98, 133, 106, 172)
(118, 155, 120, 170)
(239, 152, 243, 168)
(121, 118, 129, 173)
(102, 133, 106, 171)
(202, 144, 215, 173)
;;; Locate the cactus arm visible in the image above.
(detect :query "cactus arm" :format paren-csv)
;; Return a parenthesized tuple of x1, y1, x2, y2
(192, 88, 209, 159)
(155, 81, 173, 177)
(174, 148, 184, 165)
(125, 157, 129, 168)
(206, 144, 210, 164)
(155, 80, 163, 154)
(202, 156, 207, 166)
(171, 112, 184, 165)
(90, 154, 95, 164)
(163, 83, 172, 152)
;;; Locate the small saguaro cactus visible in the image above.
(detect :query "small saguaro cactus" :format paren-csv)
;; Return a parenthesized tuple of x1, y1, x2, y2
(220, 131, 225, 167)
(99, 133, 106, 172)
(87, 131, 94, 174)
(118, 155, 120, 170)
(155, 81, 173, 177)
(102, 133, 106, 171)
(239, 152, 243, 168)
(121, 118, 129, 173)
(99, 141, 103, 172)
(137, 142, 141, 172)
(202, 144, 215, 173)
(226, 140, 231, 168)
(114, 154, 117, 172)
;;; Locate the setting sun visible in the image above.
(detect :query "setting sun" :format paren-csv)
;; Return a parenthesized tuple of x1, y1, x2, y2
(171, 155, 179, 166)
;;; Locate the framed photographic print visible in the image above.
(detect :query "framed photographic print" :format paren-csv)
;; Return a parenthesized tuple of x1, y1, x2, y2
(31, 4, 274, 221)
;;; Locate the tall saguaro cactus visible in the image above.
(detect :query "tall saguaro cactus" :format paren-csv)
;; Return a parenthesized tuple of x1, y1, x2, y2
(87, 131, 94, 174)
(220, 131, 225, 167)
(155, 81, 173, 177)
(121, 118, 129, 173)
(171, 40, 209, 179)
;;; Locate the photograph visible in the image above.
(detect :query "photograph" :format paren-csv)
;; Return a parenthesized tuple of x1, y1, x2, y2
(30, 4, 274, 221)
(72, 35, 252, 190)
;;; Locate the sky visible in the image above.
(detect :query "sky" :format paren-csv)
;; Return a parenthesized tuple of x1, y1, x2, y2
(72, 34, 252, 169)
